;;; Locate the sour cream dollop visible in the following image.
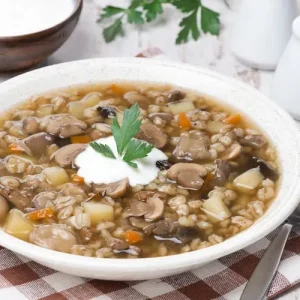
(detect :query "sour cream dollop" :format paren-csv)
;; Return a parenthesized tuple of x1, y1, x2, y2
(75, 136, 168, 186)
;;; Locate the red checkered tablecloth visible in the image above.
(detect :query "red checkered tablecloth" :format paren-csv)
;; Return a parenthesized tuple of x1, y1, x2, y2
(1, 48, 300, 300)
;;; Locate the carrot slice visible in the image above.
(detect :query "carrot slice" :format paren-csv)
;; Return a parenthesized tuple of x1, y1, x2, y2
(178, 112, 191, 130)
(70, 135, 91, 144)
(71, 174, 85, 184)
(124, 230, 143, 244)
(111, 84, 123, 96)
(27, 207, 54, 221)
(223, 114, 241, 125)
(8, 143, 24, 154)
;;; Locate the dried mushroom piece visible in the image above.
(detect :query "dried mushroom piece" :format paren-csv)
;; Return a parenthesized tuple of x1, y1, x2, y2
(137, 123, 167, 149)
(92, 178, 129, 198)
(173, 133, 210, 161)
(51, 144, 86, 168)
(41, 114, 87, 138)
(167, 163, 207, 189)
(129, 196, 164, 221)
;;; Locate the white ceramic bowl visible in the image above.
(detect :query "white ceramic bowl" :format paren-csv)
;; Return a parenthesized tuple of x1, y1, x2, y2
(0, 58, 300, 280)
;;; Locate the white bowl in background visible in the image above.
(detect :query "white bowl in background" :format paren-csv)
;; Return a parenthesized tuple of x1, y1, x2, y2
(0, 58, 300, 280)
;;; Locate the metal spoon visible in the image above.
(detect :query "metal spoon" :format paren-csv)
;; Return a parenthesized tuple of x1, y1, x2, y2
(240, 204, 300, 300)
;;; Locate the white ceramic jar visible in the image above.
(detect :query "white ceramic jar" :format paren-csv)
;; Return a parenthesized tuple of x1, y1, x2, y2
(231, 0, 297, 70)
(272, 16, 300, 120)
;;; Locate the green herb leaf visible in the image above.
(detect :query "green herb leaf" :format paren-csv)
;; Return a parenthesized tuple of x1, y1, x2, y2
(201, 6, 220, 35)
(103, 18, 123, 43)
(127, 9, 144, 24)
(172, 0, 200, 13)
(176, 10, 200, 44)
(123, 139, 154, 168)
(90, 142, 116, 159)
(98, 6, 125, 22)
(111, 103, 142, 156)
(144, 0, 164, 22)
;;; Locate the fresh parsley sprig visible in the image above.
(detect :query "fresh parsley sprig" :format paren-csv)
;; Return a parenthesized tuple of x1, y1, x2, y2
(89, 103, 153, 168)
(97, 0, 220, 44)
(90, 142, 116, 159)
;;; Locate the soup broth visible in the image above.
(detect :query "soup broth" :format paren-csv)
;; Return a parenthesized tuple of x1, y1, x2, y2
(0, 82, 279, 258)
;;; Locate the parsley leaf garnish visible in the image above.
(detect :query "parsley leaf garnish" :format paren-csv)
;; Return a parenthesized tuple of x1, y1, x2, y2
(123, 139, 154, 168)
(90, 142, 116, 159)
(98, 0, 220, 44)
(89, 103, 153, 168)
(111, 103, 142, 156)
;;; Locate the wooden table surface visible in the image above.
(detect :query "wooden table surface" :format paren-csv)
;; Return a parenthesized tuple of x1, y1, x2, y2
(0, 0, 299, 299)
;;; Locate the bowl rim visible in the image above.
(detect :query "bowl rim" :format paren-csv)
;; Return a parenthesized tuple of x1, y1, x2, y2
(0, 0, 83, 42)
(0, 57, 300, 274)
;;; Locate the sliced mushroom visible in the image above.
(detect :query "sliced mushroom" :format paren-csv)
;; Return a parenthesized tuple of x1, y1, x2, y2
(175, 227, 198, 244)
(78, 227, 92, 244)
(137, 123, 167, 149)
(221, 143, 243, 160)
(29, 224, 77, 253)
(32, 191, 57, 209)
(0, 183, 33, 212)
(240, 135, 266, 149)
(210, 159, 232, 187)
(92, 178, 129, 198)
(167, 90, 186, 102)
(129, 196, 164, 221)
(42, 114, 87, 138)
(134, 190, 167, 201)
(145, 219, 179, 236)
(23, 117, 40, 135)
(148, 113, 174, 123)
(251, 157, 279, 181)
(106, 237, 129, 251)
(167, 163, 207, 189)
(0, 195, 9, 223)
(51, 144, 86, 167)
(18, 132, 55, 157)
(173, 134, 210, 161)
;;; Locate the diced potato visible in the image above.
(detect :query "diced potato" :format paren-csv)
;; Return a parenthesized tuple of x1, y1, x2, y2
(36, 104, 54, 118)
(202, 194, 231, 223)
(206, 121, 228, 134)
(233, 167, 264, 193)
(81, 92, 102, 108)
(116, 111, 123, 124)
(68, 102, 85, 120)
(83, 201, 113, 225)
(4, 209, 34, 241)
(44, 167, 69, 186)
(168, 100, 195, 115)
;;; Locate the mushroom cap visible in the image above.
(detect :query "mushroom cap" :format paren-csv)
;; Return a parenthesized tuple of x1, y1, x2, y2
(29, 224, 77, 253)
(92, 178, 129, 198)
(167, 163, 207, 189)
(51, 144, 86, 168)
(21, 132, 55, 156)
(32, 191, 57, 209)
(42, 114, 87, 138)
(240, 135, 266, 149)
(129, 196, 164, 221)
(138, 123, 167, 149)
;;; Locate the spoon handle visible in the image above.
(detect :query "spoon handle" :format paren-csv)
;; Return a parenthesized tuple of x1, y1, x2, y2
(240, 223, 293, 300)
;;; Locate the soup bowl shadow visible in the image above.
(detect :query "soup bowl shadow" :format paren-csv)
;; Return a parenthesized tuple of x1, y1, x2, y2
(0, 0, 82, 72)
(0, 58, 300, 280)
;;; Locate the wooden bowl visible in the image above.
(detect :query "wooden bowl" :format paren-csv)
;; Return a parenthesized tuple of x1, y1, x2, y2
(0, 0, 83, 72)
